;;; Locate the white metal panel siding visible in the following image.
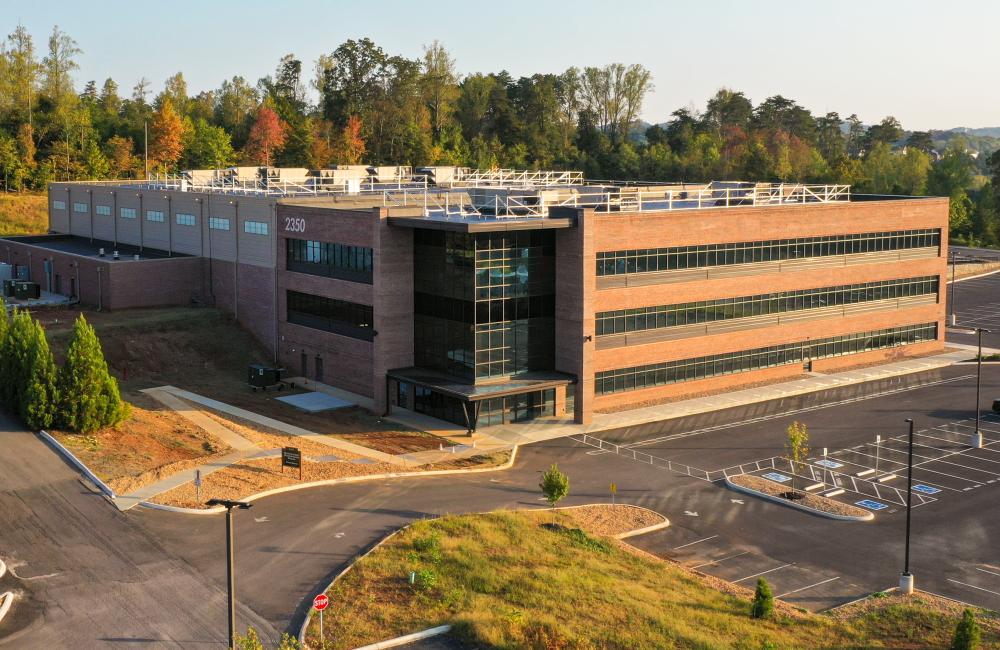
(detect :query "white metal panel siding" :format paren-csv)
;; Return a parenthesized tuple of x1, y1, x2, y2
(204, 196, 236, 262)
(92, 189, 116, 241)
(48, 186, 69, 233)
(69, 187, 91, 237)
(141, 194, 170, 251)
(236, 198, 275, 268)
(116, 192, 142, 246)
(170, 194, 204, 256)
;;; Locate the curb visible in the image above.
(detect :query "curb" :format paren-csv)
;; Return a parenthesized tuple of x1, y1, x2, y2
(141, 446, 519, 514)
(948, 267, 1000, 284)
(298, 525, 413, 648)
(0, 591, 13, 627)
(350, 625, 453, 650)
(297, 502, 667, 649)
(725, 476, 874, 522)
(538, 503, 670, 539)
(0, 558, 5, 580)
(37, 430, 116, 500)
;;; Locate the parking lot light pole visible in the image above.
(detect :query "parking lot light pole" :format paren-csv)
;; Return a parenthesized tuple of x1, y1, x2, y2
(900, 418, 915, 595)
(973, 328, 992, 449)
(949, 250, 957, 326)
(207, 499, 253, 649)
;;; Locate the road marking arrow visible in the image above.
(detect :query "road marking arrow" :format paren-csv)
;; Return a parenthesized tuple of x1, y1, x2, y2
(684, 510, 699, 517)
(254, 516, 269, 523)
(731, 499, 745, 505)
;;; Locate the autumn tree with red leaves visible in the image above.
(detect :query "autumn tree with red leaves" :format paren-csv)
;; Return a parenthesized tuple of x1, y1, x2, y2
(149, 98, 186, 172)
(244, 104, 288, 166)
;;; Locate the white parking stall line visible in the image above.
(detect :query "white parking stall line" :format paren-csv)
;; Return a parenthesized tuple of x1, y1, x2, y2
(913, 431, 996, 450)
(691, 551, 750, 569)
(733, 563, 793, 583)
(947, 579, 1000, 598)
(776, 576, 840, 599)
(840, 449, 984, 486)
(977, 567, 1000, 578)
(812, 454, 960, 492)
(949, 422, 1000, 437)
(673, 535, 719, 550)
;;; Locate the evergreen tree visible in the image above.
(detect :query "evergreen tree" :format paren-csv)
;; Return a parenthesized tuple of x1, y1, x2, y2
(751, 577, 775, 619)
(21, 319, 58, 430)
(951, 608, 981, 650)
(0, 310, 34, 411)
(57, 314, 129, 433)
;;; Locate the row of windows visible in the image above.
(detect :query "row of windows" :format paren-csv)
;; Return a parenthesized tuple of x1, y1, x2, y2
(595, 323, 938, 395)
(146, 210, 165, 222)
(596, 276, 939, 336)
(95, 205, 111, 216)
(120, 207, 137, 219)
(73, 202, 88, 213)
(244, 220, 268, 235)
(52, 200, 66, 210)
(286, 290, 374, 341)
(596, 229, 941, 276)
(286, 238, 373, 283)
(176, 213, 196, 226)
(209, 217, 230, 231)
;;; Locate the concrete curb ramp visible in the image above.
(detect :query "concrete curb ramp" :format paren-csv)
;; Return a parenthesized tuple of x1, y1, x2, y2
(140, 446, 520, 515)
(725, 476, 874, 522)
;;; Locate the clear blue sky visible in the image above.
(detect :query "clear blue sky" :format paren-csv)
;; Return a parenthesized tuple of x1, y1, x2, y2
(7, 0, 998, 130)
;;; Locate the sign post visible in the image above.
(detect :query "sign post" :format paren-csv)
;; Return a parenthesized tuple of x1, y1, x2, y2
(194, 469, 201, 503)
(282, 447, 302, 480)
(313, 593, 329, 645)
(875, 435, 881, 477)
(609, 482, 617, 505)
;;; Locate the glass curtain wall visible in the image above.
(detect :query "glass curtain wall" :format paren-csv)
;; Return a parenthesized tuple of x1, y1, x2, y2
(414, 229, 556, 382)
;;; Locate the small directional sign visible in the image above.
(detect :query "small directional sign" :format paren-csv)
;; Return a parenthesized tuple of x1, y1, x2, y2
(282, 446, 302, 479)
(912, 484, 941, 495)
(762, 472, 792, 483)
(855, 499, 888, 511)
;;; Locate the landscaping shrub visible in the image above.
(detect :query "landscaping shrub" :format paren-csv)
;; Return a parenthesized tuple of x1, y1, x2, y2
(952, 608, 981, 650)
(56, 314, 129, 432)
(540, 463, 569, 506)
(751, 577, 775, 619)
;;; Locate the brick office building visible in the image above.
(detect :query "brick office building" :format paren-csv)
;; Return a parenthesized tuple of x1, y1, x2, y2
(7, 171, 947, 430)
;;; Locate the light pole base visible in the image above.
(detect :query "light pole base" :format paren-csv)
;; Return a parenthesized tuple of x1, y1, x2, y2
(950, 313, 957, 326)
(899, 572, 914, 594)
(973, 431, 983, 449)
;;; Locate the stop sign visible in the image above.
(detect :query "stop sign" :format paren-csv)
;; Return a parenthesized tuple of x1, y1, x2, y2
(313, 594, 329, 611)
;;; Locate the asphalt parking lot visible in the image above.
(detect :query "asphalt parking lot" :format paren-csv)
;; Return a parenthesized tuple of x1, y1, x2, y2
(948, 269, 1000, 350)
(571, 363, 1000, 611)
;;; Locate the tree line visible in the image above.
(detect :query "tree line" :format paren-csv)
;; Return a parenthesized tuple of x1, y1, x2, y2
(0, 309, 129, 432)
(0, 25, 997, 246)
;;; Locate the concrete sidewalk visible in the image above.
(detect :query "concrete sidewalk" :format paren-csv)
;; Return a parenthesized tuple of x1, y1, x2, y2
(388, 348, 978, 450)
(144, 385, 407, 466)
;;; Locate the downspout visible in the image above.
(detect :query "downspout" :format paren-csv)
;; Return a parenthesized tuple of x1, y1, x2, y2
(88, 188, 94, 242)
(112, 190, 118, 247)
(272, 201, 278, 364)
(166, 194, 173, 256)
(233, 200, 239, 320)
(138, 192, 144, 253)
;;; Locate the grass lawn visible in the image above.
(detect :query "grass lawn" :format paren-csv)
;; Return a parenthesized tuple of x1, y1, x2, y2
(0, 192, 47, 235)
(304, 508, 1000, 650)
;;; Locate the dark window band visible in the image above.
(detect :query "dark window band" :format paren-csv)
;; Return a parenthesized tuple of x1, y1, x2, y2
(286, 238, 373, 284)
(595, 323, 937, 395)
(286, 290, 374, 341)
(597, 229, 940, 276)
(596, 276, 938, 336)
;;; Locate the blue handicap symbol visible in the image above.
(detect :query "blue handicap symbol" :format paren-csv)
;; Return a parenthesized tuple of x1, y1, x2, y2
(762, 472, 791, 483)
(912, 484, 941, 495)
(815, 459, 843, 469)
(855, 499, 888, 511)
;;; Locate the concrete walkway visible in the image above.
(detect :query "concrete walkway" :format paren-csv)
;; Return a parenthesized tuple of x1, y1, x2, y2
(386, 348, 979, 450)
(143, 387, 258, 451)
(144, 386, 407, 466)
